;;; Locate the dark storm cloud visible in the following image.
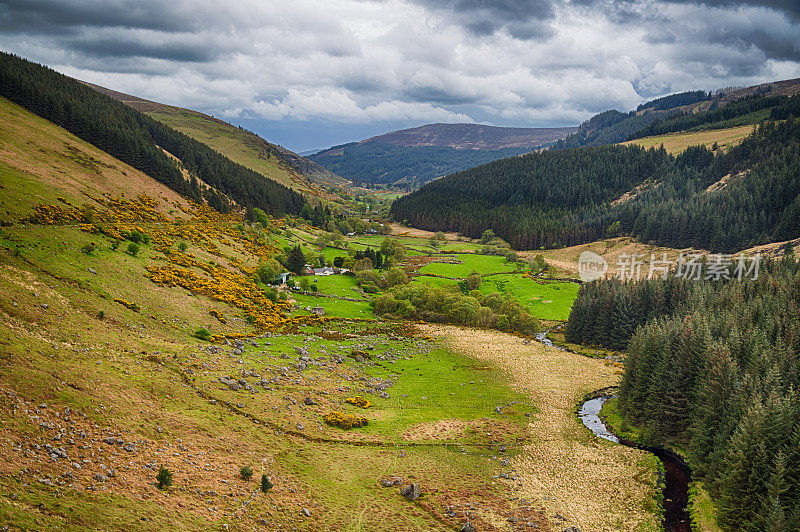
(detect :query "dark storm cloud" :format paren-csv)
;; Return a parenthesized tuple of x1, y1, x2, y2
(69, 37, 223, 62)
(0, 0, 799, 139)
(674, 0, 800, 20)
(0, 0, 198, 34)
(411, 0, 555, 39)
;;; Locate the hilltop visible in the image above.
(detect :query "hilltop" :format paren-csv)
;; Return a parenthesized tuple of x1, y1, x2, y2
(554, 77, 800, 151)
(85, 83, 348, 195)
(309, 123, 576, 188)
(365, 123, 576, 150)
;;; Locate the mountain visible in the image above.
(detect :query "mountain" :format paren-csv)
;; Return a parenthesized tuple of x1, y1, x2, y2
(85, 83, 347, 194)
(365, 123, 577, 149)
(0, 52, 305, 216)
(392, 90, 800, 253)
(309, 123, 576, 187)
(554, 78, 800, 150)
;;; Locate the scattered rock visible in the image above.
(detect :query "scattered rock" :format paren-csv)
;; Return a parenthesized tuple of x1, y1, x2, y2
(461, 521, 477, 532)
(122, 443, 136, 452)
(94, 473, 107, 482)
(303, 396, 317, 406)
(400, 483, 420, 501)
(301, 508, 311, 517)
(563, 528, 582, 532)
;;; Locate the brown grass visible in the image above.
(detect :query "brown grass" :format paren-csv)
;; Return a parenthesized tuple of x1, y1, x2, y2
(0, 97, 190, 218)
(619, 125, 755, 155)
(422, 324, 660, 531)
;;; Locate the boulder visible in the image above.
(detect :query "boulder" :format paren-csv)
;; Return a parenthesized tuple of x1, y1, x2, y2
(400, 483, 420, 501)
(461, 521, 477, 532)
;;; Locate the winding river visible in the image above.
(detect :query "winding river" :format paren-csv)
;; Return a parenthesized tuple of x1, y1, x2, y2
(579, 396, 691, 532)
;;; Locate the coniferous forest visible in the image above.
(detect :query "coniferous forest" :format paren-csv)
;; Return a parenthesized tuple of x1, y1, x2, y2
(0, 52, 305, 216)
(392, 117, 800, 253)
(565, 257, 800, 529)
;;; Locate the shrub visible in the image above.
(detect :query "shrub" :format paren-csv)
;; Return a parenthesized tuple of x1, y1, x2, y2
(345, 396, 372, 408)
(125, 230, 150, 244)
(257, 259, 281, 284)
(323, 411, 368, 429)
(80, 242, 96, 254)
(194, 327, 212, 341)
(240, 465, 253, 481)
(126, 242, 140, 256)
(261, 474, 273, 492)
(156, 465, 172, 490)
(97, 310, 104, 320)
(177, 241, 187, 252)
(111, 240, 120, 250)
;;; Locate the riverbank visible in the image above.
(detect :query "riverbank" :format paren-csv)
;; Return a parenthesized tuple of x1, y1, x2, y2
(424, 324, 661, 531)
(601, 398, 722, 531)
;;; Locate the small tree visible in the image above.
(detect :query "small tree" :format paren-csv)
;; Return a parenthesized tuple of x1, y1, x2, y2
(298, 277, 311, 291)
(261, 474, 273, 492)
(156, 465, 172, 490)
(240, 465, 253, 481)
(480, 229, 496, 244)
(466, 272, 482, 291)
(287, 245, 306, 275)
(126, 242, 140, 256)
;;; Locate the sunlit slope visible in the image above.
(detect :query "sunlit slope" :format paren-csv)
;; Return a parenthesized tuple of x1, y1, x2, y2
(619, 124, 756, 154)
(86, 82, 347, 194)
(0, 96, 190, 223)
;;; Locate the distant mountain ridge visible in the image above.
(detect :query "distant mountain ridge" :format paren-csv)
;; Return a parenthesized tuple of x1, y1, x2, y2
(310, 122, 576, 188)
(365, 123, 577, 149)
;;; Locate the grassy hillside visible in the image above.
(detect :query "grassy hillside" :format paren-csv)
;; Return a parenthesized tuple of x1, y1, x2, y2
(87, 83, 348, 195)
(0, 96, 190, 223)
(619, 124, 756, 154)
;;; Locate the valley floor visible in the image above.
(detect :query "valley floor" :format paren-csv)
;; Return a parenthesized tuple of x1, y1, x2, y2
(425, 325, 661, 532)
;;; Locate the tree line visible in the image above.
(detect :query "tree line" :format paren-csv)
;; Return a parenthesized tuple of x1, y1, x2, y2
(627, 94, 797, 140)
(566, 256, 800, 529)
(0, 52, 304, 217)
(392, 118, 800, 253)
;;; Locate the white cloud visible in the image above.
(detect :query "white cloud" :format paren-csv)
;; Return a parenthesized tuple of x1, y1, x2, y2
(1, 0, 799, 131)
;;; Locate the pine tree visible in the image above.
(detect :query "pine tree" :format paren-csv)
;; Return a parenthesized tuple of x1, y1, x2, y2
(287, 246, 306, 275)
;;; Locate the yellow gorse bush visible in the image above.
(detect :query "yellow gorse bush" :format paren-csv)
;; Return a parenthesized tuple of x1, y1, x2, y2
(323, 411, 368, 429)
(344, 396, 372, 408)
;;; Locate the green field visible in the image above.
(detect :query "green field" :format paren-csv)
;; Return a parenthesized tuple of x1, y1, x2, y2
(480, 276, 579, 321)
(308, 274, 362, 298)
(419, 254, 519, 278)
(292, 292, 373, 319)
(360, 346, 533, 438)
(410, 275, 458, 288)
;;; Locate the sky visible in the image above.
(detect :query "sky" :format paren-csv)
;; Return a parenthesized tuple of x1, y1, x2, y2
(1, 0, 799, 152)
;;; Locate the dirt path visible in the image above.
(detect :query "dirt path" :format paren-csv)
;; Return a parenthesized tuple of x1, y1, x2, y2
(423, 325, 660, 532)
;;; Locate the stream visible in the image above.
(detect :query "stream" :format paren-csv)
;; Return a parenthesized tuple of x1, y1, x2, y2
(579, 396, 691, 532)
